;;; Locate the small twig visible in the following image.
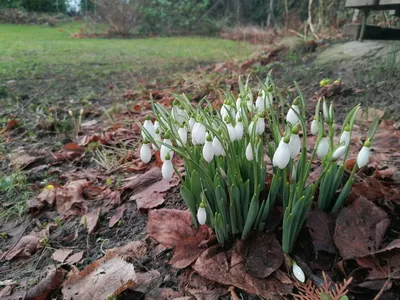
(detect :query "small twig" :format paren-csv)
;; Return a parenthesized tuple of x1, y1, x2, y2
(373, 277, 391, 300)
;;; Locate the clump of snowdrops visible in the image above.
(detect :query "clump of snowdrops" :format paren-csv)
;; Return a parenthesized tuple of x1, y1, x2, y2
(140, 76, 378, 254)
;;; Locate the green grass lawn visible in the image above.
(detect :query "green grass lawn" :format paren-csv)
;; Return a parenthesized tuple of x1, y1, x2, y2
(0, 22, 256, 104)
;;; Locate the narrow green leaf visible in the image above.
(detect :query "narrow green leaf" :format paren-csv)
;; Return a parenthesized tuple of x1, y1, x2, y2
(241, 195, 259, 239)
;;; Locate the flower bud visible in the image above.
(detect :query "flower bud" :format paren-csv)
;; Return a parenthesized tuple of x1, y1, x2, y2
(316, 137, 329, 158)
(202, 134, 214, 163)
(140, 141, 152, 163)
(357, 140, 371, 168)
(197, 202, 207, 225)
(161, 154, 174, 180)
(332, 145, 346, 160)
(287, 101, 300, 125)
(273, 138, 291, 169)
(311, 118, 318, 135)
(245, 143, 254, 161)
(292, 263, 305, 283)
(212, 136, 224, 156)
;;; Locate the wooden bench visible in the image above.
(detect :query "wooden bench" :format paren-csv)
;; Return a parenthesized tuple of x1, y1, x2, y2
(345, 0, 400, 41)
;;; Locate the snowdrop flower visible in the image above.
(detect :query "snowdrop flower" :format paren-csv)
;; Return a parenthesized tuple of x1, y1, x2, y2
(316, 136, 329, 158)
(221, 101, 234, 121)
(357, 139, 371, 168)
(236, 97, 242, 111)
(256, 115, 265, 135)
(212, 135, 225, 156)
(289, 126, 301, 159)
(273, 137, 291, 169)
(160, 132, 173, 162)
(152, 128, 162, 150)
(188, 115, 196, 132)
(311, 117, 318, 135)
(332, 146, 346, 160)
(255, 90, 272, 113)
(235, 117, 244, 140)
(202, 134, 214, 163)
(154, 120, 162, 134)
(286, 98, 300, 125)
(226, 119, 236, 142)
(323, 99, 329, 120)
(193, 118, 206, 144)
(197, 202, 207, 225)
(141, 115, 155, 139)
(140, 140, 152, 163)
(161, 153, 174, 180)
(177, 123, 188, 147)
(292, 262, 305, 283)
(340, 126, 351, 147)
(246, 97, 254, 112)
(245, 143, 254, 161)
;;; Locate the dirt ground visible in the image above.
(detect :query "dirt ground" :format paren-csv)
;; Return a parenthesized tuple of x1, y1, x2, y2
(1, 37, 400, 300)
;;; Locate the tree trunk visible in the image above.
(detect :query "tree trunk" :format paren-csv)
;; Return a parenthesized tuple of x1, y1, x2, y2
(317, 0, 324, 31)
(284, 0, 288, 33)
(307, 0, 319, 39)
(267, 0, 275, 28)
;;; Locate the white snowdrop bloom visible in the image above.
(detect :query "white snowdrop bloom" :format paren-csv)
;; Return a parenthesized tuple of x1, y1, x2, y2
(141, 117, 155, 139)
(323, 99, 329, 120)
(152, 129, 162, 150)
(286, 105, 300, 125)
(332, 146, 346, 160)
(194, 122, 206, 144)
(292, 263, 305, 283)
(272, 138, 291, 169)
(161, 155, 174, 180)
(235, 120, 244, 140)
(246, 98, 254, 111)
(160, 138, 173, 162)
(255, 95, 265, 113)
(154, 121, 162, 134)
(357, 140, 371, 168)
(235, 109, 243, 122)
(140, 142, 152, 163)
(236, 97, 242, 111)
(188, 117, 196, 132)
(197, 204, 207, 225)
(256, 117, 265, 135)
(311, 119, 318, 135)
(202, 134, 214, 163)
(245, 143, 254, 161)
(291, 162, 297, 182)
(212, 136, 224, 156)
(340, 127, 351, 147)
(221, 104, 233, 121)
(227, 123, 236, 142)
(177, 125, 188, 146)
(289, 133, 301, 159)
(316, 137, 329, 158)
(248, 121, 255, 135)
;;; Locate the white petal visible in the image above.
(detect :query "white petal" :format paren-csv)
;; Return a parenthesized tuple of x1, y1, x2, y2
(178, 126, 188, 146)
(272, 139, 291, 169)
(202, 141, 214, 163)
(340, 131, 350, 147)
(246, 99, 254, 111)
(286, 105, 299, 125)
(248, 121, 255, 135)
(293, 264, 305, 283)
(196, 123, 206, 144)
(188, 118, 196, 132)
(142, 120, 155, 139)
(256, 118, 265, 135)
(255, 96, 265, 113)
(357, 146, 370, 168)
(316, 137, 329, 158)
(311, 120, 318, 135)
(197, 207, 207, 225)
(212, 137, 224, 156)
(152, 133, 162, 150)
(160, 139, 173, 162)
(323, 101, 329, 119)
(140, 143, 152, 163)
(236, 98, 242, 111)
(235, 122, 244, 140)
(246, 143, 254, 161)
(227, 124, 236, 141)
(289, 134, 301, 159)
(154, 121, 161, 133)
(161, 160, 174, 180)
(332, 146, 346, 160)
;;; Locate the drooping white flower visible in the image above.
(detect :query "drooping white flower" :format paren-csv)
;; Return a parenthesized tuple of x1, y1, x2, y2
(245, 143, 254, 161)
(286, 104, 300, 125)
(141, 116, 155, 139)
(340, 127, 351, 147)
(197, 203, 207, 225)
(323, 99, 329, 120)
(177, 125, 188, 147)
(212, 136, 224, 156)
(332, 146, 346, 160)
(235, 97, 242, 111)
(152, 128, 162, 150)
(160, 137, 173, 162)
(221, 103, 233, 121)
(246, 98, 254, 111)
(235, 119, 244, 140)
(154, 120, 161, 134)
(161, 154, 174, 180)
(193, 121, 206, 144)
(292, 263, 305, 283)
(357, 140, 371, 168)
(188, 117, 196, 132)
(256, 117, 265, 135)
(316, 137, 329, 158)
(235, 110, 242, 122)
(202, 134, 214, 163)
(256, 90, 273, 113)
(311, 119, 318, 135)
(140, 141, 152, 163)
(289, 132, 301, 159)
(273, 138, 291, 169)
(248, 121, 255, 135)
(227, 123, 236, 142)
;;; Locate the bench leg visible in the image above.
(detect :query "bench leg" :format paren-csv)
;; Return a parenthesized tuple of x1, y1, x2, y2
(359, 9, 370, 42)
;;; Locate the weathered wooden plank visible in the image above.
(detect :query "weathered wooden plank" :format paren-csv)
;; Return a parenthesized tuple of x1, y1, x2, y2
(345, 0, 400, 8)
(343, 23, 400, 40)
(345, 0, 378, 8)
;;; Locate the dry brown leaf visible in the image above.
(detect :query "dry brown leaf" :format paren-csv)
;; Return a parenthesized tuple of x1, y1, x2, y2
(334, 196, 390, 260)
(65, 251, 84, 265)
(180, 270, 228, 300)
(2, 235, 41, 261)
(135, 270, 162, 294)
(81, 208, 101, 234)
(56, 180, 89, 217)
(108, 240, 147, 261)
(9, 148, 44, 170)
(108, 204, 126, 228)
(52, 248, 73, 263)
(192, 242, 293, 299)
(306, 209, 336, 254)
(122, 167, 161, 191)
(27, 188, 57, 213)
(148, 209, 211, 269)
(145, 288, 182, 300)
(62, 252, 137, 300)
